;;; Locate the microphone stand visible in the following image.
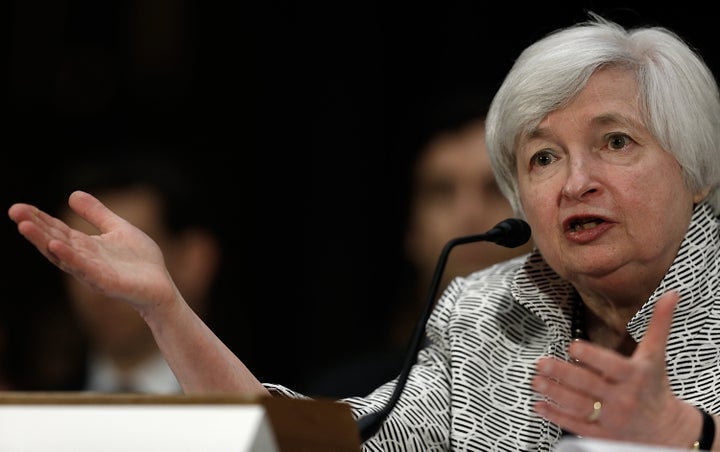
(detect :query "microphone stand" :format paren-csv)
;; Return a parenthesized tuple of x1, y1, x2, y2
(356, 218, 531, 442)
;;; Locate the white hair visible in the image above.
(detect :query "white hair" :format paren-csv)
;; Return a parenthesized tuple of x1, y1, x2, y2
(486, 13, 720, 217)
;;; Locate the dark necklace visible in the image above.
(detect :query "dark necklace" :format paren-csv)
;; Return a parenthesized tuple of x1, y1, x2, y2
(571, 294, 587, 341)
(563, 295, 589, 439)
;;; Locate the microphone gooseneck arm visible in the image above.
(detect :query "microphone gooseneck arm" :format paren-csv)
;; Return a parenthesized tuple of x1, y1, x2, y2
(356, 218, 531, 442)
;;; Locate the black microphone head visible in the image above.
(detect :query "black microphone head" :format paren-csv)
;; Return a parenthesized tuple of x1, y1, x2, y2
(486, 218, 531, 248)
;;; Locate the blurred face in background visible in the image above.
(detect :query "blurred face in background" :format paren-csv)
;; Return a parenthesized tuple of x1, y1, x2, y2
(61, 186, 217, 369)
(405, 120, 534, 290)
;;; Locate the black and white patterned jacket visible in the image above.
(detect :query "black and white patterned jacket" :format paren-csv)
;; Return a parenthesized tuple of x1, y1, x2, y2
(267, 201, 720, 451)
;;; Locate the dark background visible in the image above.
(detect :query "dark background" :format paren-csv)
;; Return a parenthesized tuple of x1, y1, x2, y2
(4, 1, 719, 392)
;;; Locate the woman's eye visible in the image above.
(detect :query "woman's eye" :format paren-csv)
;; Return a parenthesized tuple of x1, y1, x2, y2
(530, 150, 557, 167)
(607, 133, 631, 150)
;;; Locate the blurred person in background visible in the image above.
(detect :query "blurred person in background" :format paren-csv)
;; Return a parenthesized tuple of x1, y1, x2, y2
(9, 149, 222, 393)
(300, 87, 534, 397)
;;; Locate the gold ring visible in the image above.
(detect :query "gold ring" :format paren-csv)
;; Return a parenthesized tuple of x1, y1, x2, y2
(587, 400, 602, 422)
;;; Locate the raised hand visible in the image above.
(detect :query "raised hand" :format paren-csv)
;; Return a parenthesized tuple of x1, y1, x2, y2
(8, 190, 178, 316)
(532, 291, 703, 448)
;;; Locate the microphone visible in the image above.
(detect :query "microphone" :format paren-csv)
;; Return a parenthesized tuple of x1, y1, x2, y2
(356, 218, 532, 442)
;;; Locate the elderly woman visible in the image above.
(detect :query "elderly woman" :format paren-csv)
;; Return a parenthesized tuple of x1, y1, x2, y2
(9, 14, 720, 451)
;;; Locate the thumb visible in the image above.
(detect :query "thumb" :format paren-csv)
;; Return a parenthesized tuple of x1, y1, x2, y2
(634, 290, 679, 361)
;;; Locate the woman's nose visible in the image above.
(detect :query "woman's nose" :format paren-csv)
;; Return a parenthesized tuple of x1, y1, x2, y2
(561, 156, 600, 201)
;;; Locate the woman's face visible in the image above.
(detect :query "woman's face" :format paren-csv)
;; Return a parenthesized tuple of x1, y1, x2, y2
(516, 67, 706, 298)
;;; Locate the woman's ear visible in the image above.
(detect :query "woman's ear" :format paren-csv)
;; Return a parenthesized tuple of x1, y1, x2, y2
(693, 186, 712, 204)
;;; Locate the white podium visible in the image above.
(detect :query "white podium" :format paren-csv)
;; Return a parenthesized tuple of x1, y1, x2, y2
(555, 436, 700, 451)
(0, 392, 361, 452)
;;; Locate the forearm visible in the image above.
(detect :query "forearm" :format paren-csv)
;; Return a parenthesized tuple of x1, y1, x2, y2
(144, 294, 269, 396)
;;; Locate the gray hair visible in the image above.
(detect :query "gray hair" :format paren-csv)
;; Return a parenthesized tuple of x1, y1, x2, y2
(486, 13, 720, 217)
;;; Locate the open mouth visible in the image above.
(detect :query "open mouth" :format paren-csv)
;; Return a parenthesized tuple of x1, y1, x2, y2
(569, 218, 603, 232)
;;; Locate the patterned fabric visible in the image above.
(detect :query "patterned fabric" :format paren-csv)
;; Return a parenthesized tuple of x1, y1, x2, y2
(266, 201, 720, 451)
